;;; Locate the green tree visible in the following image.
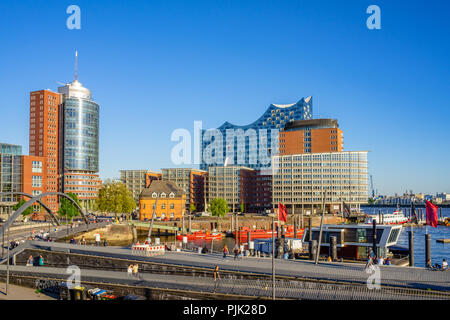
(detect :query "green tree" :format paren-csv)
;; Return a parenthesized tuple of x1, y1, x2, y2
(13, 199, 34, 217)
(95, 180, 135, 221)
(368, 197, 375, 205)
(240, 203, 245, 214)
(208, 198, 229, 232)
(58, 192, 81, 223)
(189, 203, 196, 213)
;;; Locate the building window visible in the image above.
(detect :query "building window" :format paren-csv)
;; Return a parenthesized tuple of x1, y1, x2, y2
(32, 176, 42, 188)
(32, 161, 42, 173)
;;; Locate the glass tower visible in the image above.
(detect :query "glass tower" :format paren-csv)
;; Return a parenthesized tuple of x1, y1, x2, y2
(58, 78, 101, 210)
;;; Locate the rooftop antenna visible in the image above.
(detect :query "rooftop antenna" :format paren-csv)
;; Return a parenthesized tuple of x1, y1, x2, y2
(74, 50, 78, 81)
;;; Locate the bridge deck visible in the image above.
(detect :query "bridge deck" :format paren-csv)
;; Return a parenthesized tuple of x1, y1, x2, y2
(15, 241, 450, 293)
(0, 264, 447, 300)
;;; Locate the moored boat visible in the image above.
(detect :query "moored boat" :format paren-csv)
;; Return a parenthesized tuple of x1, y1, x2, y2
(233, 225, 304, 240)
(176, 230, 222, 241)
(365, 209, 409, 225)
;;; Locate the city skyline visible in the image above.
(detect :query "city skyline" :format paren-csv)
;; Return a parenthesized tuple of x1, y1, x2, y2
(1, 0, 449, 196)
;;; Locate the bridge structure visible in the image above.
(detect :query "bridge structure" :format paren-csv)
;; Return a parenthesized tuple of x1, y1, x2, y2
(1, 240, 449, 300)
(0, 191, 90, 239)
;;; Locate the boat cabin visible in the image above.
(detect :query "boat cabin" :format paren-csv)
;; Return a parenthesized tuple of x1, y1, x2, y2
(302, 224, 402, 260)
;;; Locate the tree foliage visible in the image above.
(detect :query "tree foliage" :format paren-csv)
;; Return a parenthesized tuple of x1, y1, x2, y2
(13, 199, 34, 216)
(58, 192, 81, 222)
(240, 203, 244, 213)
(190, 203, 196, 213)
(95, 180, 135, 219)
(208, 198, 229, 218)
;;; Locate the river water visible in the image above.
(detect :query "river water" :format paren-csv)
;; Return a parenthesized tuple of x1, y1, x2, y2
(362, 206, 450, 267)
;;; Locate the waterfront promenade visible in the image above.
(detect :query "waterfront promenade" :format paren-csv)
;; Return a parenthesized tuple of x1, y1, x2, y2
(9, 241, 450, 293)
(0, 264, 448, 300)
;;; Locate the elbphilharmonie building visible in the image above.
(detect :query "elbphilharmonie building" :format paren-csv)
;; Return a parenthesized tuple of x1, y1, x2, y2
(200, 96, 313, 171)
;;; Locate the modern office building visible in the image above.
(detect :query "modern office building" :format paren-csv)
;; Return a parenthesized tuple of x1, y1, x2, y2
(58, 71, 101, 210)
(200, 96, 313, 171)
(0, 143, 47, 217)
(279, 119, 343, 155)
(0, 143, 23, 214)
(120, 170, 161, 202)
(240, 170, 272, 214)
(206, 166, 254, 213)
(272, 151, 369, 215)
(139, 180, 186, 220)
(161, 168, 207, 212)
(29, 89, 61, 212)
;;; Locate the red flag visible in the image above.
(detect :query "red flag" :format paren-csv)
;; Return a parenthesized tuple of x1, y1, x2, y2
(278, 203, 287, 223)
(425, 200, 438, 228)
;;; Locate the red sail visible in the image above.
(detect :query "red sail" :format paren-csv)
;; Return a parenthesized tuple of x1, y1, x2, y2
(425, 200, 438, 228)
(278, 202, 287, 223)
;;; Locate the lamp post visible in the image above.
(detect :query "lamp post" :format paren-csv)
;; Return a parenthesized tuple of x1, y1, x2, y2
(315, 189, 327, 265)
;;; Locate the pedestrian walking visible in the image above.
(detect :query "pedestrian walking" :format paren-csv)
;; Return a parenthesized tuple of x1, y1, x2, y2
(127, 265, 133, 278)
(26, 255, 33, 267)
(132, 264, 139, 278)
(233, 245, 239, 260)
(213, 265, 220, 282)
(38, 255, 44, 266)
(223, 245, 229, 259)
(94, 233, 101, 246)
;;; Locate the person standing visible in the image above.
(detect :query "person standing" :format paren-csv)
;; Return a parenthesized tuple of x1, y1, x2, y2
(127, 265, 133, 278)
(95, 233, 101, 246)
(81, 236, 86, 245)
(38, 255, 44, 266)
(233, 244, 239, 260)
(132, 264, 139, 278)
(223, 245, 229, 259)
(26, 255, 33, 267)
(442, 259, 448, 271)
(213, 265, 220, 282)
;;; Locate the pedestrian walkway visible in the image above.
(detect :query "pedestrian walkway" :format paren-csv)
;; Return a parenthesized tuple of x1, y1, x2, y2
(0, 283, 56, 300)
(13, 241, 450, 292)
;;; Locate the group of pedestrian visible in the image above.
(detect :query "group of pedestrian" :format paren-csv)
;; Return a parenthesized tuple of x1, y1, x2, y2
(427, 258, 448, 271)
(127, 264, 139, 278)
(27, 255, 44, 267)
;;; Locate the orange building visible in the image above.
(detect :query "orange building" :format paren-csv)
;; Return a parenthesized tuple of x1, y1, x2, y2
(21, 155, 47, 219)
(139, 180, 186, 220)
(279, 119, 343, 155)
(145, 172, 162, 188)
(29, 89, 60, 212)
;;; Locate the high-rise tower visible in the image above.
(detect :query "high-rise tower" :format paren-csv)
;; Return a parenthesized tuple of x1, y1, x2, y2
(57, 52, 101, 210)
(29, 89, 60, 212)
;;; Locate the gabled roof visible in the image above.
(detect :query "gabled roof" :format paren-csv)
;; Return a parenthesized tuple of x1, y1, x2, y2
(140, 180, 184, 199)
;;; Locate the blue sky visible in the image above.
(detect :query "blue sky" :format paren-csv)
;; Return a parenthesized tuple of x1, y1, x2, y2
(0, 0, 449, 195)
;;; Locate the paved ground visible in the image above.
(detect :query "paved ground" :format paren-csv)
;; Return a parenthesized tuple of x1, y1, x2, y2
(0, 283, 56, 300)
(0, 265, 447, 300)
(21, 241, 450, 292)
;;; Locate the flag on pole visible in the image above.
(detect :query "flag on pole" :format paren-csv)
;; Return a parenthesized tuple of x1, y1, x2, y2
(425, 200, 438, 228)
(278, 203, 287, 223)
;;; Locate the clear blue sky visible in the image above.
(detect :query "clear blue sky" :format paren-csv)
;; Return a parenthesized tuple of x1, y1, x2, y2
(0, 0, 449, 196)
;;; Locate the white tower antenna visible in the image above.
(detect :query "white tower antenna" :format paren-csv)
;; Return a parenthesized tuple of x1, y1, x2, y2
(74, 50, 78, 81)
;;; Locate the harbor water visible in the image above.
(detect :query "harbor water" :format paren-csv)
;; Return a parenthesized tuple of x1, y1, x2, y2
(363, 206, 450, 267)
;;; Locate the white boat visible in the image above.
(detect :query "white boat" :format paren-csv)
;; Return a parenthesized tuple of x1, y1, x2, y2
(365, 209, 409, 225)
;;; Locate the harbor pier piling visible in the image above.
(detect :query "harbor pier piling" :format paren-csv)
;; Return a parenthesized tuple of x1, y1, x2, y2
(408, 231, 414, 267)
(330, 236, 337, 261)
(425, 234, 431, 266)
(309, 240, 317, 261)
